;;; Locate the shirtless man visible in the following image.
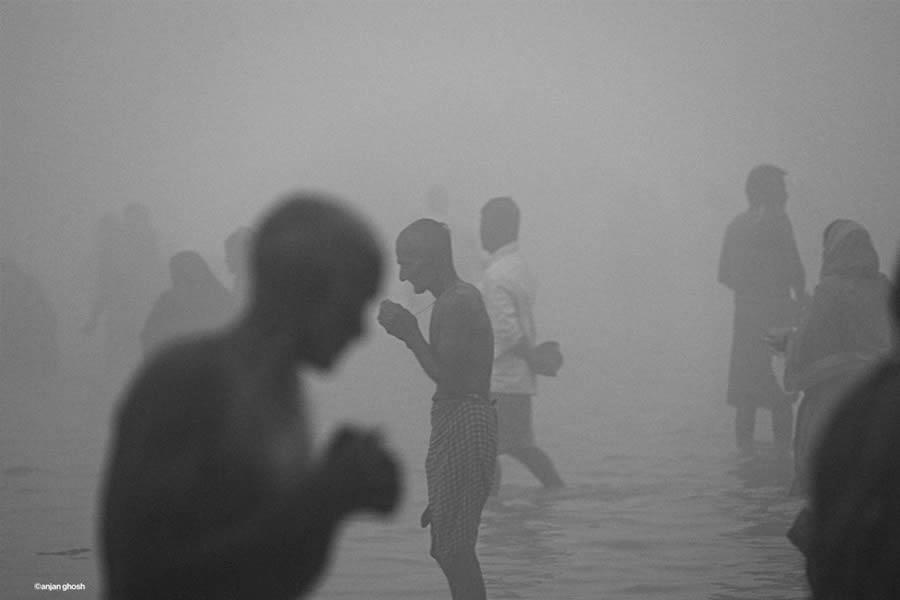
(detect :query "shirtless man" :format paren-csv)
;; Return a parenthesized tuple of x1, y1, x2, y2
(99, 193, 401, 600)
(378, 218, 497, 600)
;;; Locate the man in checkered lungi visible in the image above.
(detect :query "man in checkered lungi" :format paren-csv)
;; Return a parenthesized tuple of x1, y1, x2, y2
(379, 218, 497, 600)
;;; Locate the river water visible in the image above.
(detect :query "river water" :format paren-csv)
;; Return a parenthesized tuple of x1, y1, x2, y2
(1, 344, 808, 600)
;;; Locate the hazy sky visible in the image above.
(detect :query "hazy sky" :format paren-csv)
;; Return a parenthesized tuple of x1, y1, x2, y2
(3, 1, 899, 387)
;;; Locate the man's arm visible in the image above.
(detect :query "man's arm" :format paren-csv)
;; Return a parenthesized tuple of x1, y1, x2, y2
(102, 358, 396, 593)
(378, 300, 443, 383)
(381, 292, 476, 388)
(106, 424, 389, 596)
(401, 298, 476, 386)
(402, 327, 443, 383)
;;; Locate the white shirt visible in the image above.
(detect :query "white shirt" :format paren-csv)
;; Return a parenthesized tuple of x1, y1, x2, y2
(480, 242, 537, 395)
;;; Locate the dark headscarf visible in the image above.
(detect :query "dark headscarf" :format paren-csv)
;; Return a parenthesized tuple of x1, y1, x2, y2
(169, 251, 226, 293)
(141, 251, 232, 354)
(820, 220, 880, 280)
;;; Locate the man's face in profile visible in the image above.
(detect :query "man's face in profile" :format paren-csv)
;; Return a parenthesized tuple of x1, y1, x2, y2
(396, 235, 431, 295)
(479, 213, 506, 253)
(303, 275, 375, 371)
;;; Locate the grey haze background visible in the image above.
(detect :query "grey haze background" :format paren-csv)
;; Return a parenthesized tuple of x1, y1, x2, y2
(5, 0, 899, 390)
(1, 0, 899, 595)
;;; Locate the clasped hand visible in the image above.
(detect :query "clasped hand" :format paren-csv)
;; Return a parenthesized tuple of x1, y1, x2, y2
(377, 300, 418, 342)
(324, 426, 402, 516)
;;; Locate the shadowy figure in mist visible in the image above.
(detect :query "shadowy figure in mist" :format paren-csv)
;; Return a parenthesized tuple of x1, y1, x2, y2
(767, 220, 893, 559)
(224, 225, 252, 315)
(83, 212, 129, 368)
(83, 205, 165, 386)
(140, 251, 233, 356)
(718, 165, 806, 454)
(479, 197, 564, 493)
(0, 253, 59, 394)
(100, 193, 401, 600)
(378, 218, 497, 600)
(779, 220, 893, 496)
(803, 249, 900, 599)
(121, 201, 167, 321)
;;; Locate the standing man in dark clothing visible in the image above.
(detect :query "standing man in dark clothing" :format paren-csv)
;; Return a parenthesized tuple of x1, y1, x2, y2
(378, 218, 497, 600)
(100, 193, 401, 600)
(718, 164, 807, 453)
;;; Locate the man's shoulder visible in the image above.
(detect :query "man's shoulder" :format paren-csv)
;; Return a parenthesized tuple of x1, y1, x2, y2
(438, 282, 488, 317)
(445, 281, 485, 304)
(145, 335, 223, 376)
(120, 336, 226, 417)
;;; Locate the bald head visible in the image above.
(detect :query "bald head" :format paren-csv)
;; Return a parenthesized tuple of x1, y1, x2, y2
(397, 218, 453, 268)
(251, 193, 383, 312)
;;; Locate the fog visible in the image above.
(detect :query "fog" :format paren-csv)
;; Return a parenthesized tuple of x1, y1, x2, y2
(2, 1, 899, 597)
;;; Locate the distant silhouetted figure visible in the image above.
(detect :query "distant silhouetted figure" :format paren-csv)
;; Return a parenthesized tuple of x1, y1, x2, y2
(84, 205, 165, 386)
(0, 254, 59, 393)
(121, 203, 165, 287)
(804, 252, 900, 599)
(84, 212, 131, 379)
(100, 193, 401, 600)
(378, 218, 497, 600)
(479, 197, 564, 493)
(224, 225, 252, 313)
(120, 201, 167, 332)
(140, 250, 233, 356)
(718, 164, 806, 453)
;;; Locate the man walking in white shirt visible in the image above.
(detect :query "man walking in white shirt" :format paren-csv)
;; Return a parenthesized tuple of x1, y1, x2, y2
(480, 197, 564, 492)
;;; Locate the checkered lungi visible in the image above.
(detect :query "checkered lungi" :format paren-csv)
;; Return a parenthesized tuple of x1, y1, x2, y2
(424, 393, 497, 562)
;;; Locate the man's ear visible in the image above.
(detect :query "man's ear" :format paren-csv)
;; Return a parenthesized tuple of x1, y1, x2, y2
(292, 262, 335, 305)
(317, 266, 359, 309)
